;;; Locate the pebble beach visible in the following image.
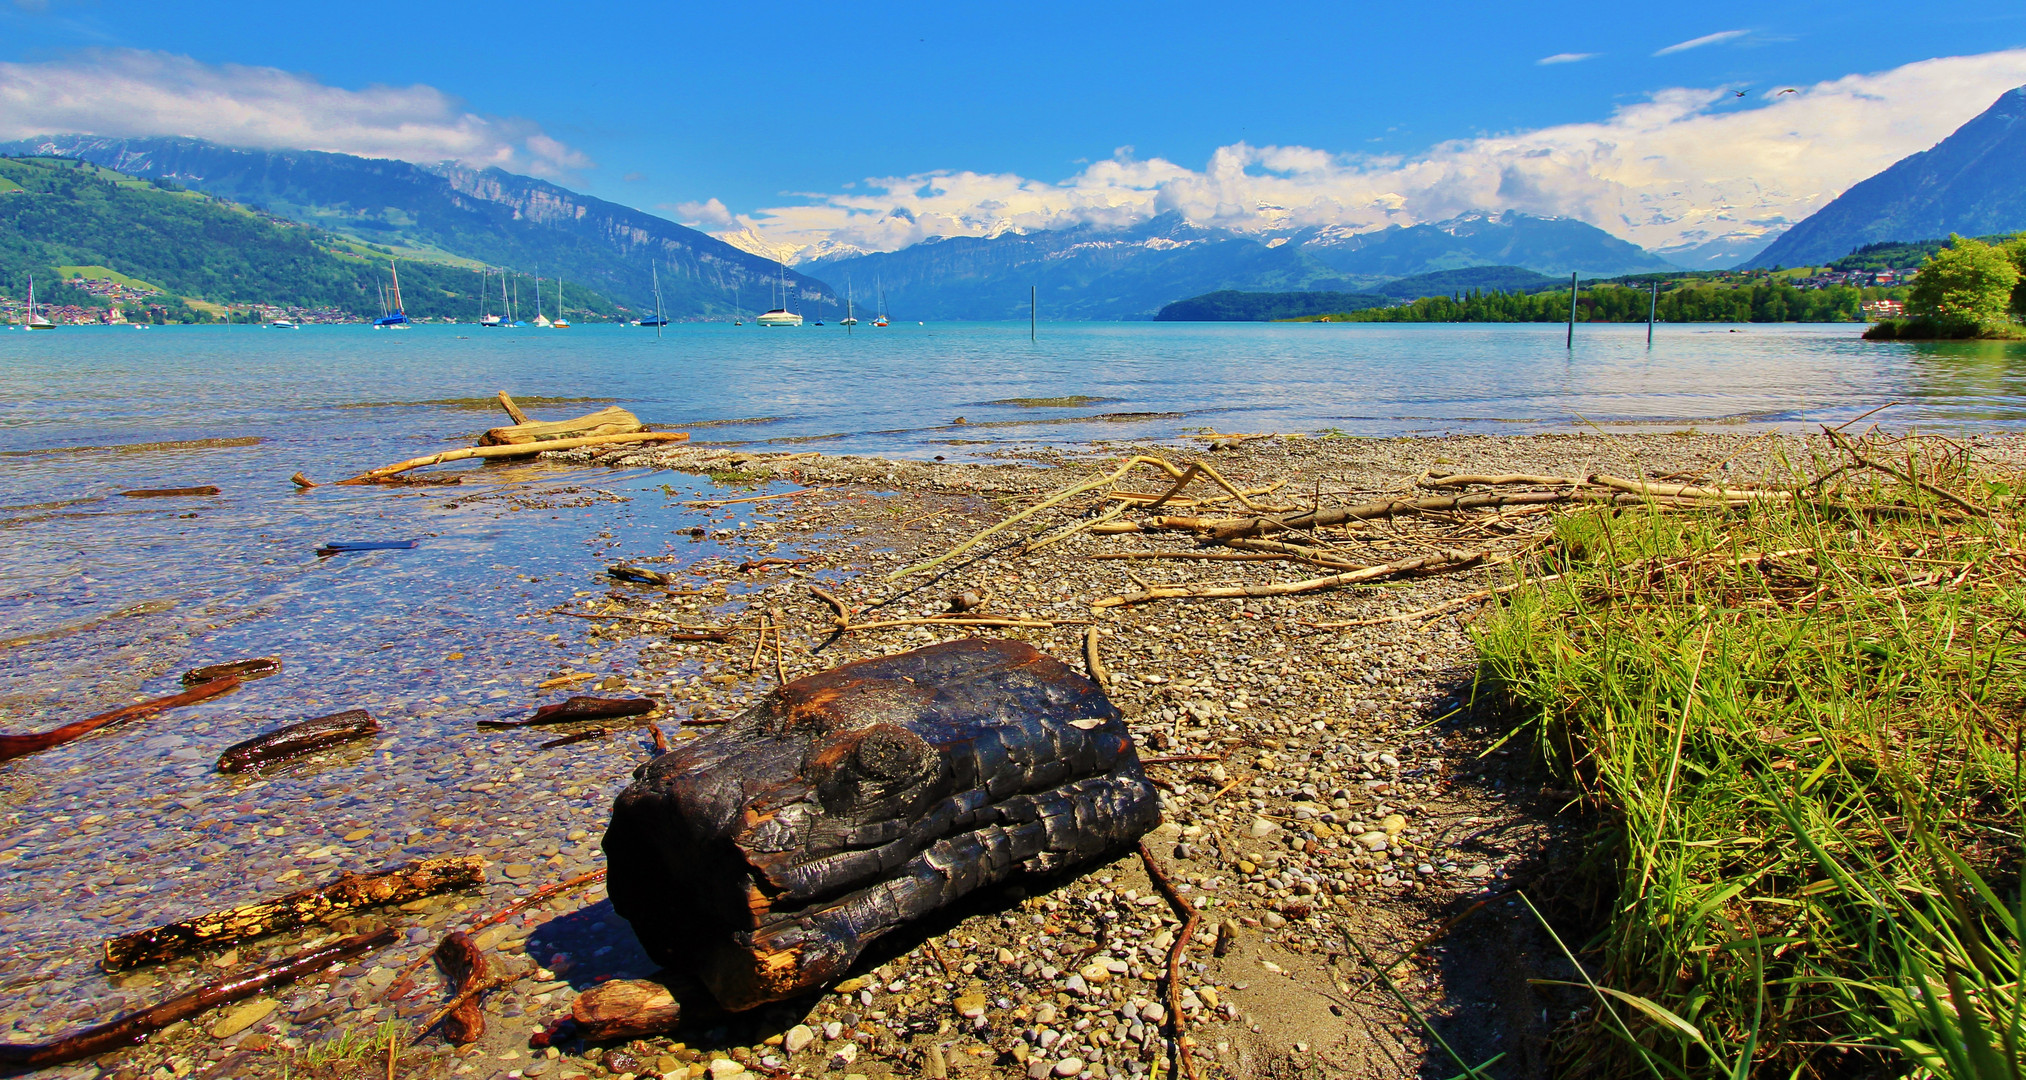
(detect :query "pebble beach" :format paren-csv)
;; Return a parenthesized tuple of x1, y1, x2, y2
(6, 426, 1958, 1080)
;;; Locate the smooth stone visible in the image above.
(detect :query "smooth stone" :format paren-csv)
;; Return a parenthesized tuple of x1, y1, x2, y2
(784, 1024, 814, 1055)
(210, 998, 276, 1039)
(1248, 817, 1278, 839)
(1053, 1057, 1086, 1077)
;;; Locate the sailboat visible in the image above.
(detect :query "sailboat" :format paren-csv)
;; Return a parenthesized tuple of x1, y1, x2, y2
(533, 273, 552, 328)
(479, 271, 503, 327)
(551, 278, 571, 328)
(873, 278, 889, 327)
(841, 273, 858, 329)
(24, 274, 54, 329)
(637, 265, 669, 332)
(756, 259, 803, 327)
(499, 274, 525, 328)
(373, 260, 411, 329)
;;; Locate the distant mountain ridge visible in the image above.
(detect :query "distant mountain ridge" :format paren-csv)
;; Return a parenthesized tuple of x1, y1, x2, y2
(0, 135, 840, 319)
(1746, 86, 2026, 269)
(814, 210, 1676, 320)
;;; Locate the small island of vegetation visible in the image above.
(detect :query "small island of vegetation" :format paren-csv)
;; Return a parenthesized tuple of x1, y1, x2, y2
(1862, 232, 2026, 340)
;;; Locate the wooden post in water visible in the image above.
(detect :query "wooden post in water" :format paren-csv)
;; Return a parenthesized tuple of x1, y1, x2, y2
(1030, 286, 1037, 341)
(1567, 272, 1578, 348)
(1647, 281, 1658, 345)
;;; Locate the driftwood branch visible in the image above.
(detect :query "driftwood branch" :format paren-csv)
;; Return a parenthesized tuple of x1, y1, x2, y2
(1822, 429, 1988, 515)
(480, 407, 641, 447)
(429, 932, 490, 1045)
(1588, 474, 1793, 502)
(1139, 842, 1202, 1080)
(216, 709, 378, 773)
(1, 677, 240, 764)
(385, 869, 609, 1002)
(104, 855, 484, 970)
(1420, 473, 1580, 488)
(497, 391, 530, 424)
(884, 455, 1185, 583)
(1091, 549, 1484, 608)
(0, 931, 395, 1068)
(336, 431, 688, 484)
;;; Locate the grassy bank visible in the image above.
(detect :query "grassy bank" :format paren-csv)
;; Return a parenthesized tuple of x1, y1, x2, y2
(1475, 437, 2026, 1077)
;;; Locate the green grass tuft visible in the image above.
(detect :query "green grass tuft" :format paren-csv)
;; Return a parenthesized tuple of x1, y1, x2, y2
(1475, 438, 2026, 1077)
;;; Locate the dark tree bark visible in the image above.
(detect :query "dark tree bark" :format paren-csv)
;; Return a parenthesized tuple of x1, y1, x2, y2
(603, 639, 1161, 1012)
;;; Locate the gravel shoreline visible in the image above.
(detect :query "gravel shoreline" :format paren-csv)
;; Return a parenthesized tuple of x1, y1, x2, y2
(22, 430, 2025, 1080)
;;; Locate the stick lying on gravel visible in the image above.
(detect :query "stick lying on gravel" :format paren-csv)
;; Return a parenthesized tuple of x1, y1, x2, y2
(0, 677, 240, 764)
(1091, 549, 1485, 608)
(0, 931, 395, 1068)
(383, 868, 610, 1004)
(103, 855, 484, 970)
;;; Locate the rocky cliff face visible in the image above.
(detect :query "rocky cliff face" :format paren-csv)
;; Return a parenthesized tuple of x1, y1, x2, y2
(1746, 86, 2026, 269)
(1, 136, 838, 318)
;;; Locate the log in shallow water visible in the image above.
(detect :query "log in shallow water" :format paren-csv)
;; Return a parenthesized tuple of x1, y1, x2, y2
(215, 708, 379, 773)
(103, 855, 484, 970)
(604, 639, 1161, 1011)
(0, 677, 240, 764)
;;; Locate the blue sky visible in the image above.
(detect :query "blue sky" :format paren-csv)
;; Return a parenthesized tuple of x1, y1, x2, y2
(3, 0, 2025, 258)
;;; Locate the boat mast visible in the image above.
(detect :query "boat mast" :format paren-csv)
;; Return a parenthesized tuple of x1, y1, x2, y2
(390, 259, 404, 315)
(652, 264, 664, 340)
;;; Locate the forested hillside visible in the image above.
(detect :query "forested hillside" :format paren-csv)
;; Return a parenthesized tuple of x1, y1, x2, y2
(0, 156, 619, 321)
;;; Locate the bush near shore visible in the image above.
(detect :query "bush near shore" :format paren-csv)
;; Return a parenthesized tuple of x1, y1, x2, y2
(1476, 439, 2026, 1077)
(1865, 233, 2026, 341)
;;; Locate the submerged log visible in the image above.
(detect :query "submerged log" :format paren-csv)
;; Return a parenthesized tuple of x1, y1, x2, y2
(604, 639, 1161, 1011)
(479, 696, 658, 729)
(216, 709, 379, 773)
(480, 407, 644, 446)
(0, 930, 394, 1068)
(103, 855, 484, 970)
(120, 486, 220, 498)
(182, 656, 281, 686)
(0, 677, 239, 764)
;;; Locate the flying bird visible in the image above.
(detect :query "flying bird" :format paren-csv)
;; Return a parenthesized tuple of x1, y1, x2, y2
(1734, 89, 1749, 97)
(1777, 88, 1798, 95)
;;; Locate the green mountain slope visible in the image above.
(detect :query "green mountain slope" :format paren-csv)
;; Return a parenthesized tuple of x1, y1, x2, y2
(0, 156, 621, 320)
(5, 136, 838, 321)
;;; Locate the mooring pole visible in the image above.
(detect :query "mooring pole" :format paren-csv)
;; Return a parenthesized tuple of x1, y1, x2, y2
(1031, 286, 1036, 342)
(1647, 281, 1658, 346)
(1567, 272, 1578, 348)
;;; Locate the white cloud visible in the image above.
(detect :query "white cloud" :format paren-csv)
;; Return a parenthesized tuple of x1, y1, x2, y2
(1538, 53, 1599, 65)
(667, 197, 735, 228)
(722, 49, 2026, 262)
(0, 49, 593, 176)
(1654, 30, 1749, 56)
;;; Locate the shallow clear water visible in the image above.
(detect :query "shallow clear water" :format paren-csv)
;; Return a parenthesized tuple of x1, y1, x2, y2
(0, 320, 2023, 1037)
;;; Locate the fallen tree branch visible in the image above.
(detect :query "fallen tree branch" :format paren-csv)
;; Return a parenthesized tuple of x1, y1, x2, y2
(1, 677, 240, 764)
(1091, 549, 1484, 608)
(1139, 841, 1202, 1080)
(1822, 428, 1988, 516)
(1419, 473, 1580, 488)
(1021, 504, 1128, 554)
(335, 431, 689, 484)
(1588, 474, 1794, 502)
(104, 855, 484, 970)
(837, 616, 1062, 632)
(1301, 573, 1569, 628)
(0, 931, 395, 1068)
(884, 454, 1185, 582)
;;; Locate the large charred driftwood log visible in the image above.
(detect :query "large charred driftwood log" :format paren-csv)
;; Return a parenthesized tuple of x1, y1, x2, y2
(604, 639, 1161, 1011)
(103, 855, 484, 970)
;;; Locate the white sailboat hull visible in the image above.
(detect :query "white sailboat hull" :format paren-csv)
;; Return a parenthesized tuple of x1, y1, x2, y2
(756, 310, 803, 327)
